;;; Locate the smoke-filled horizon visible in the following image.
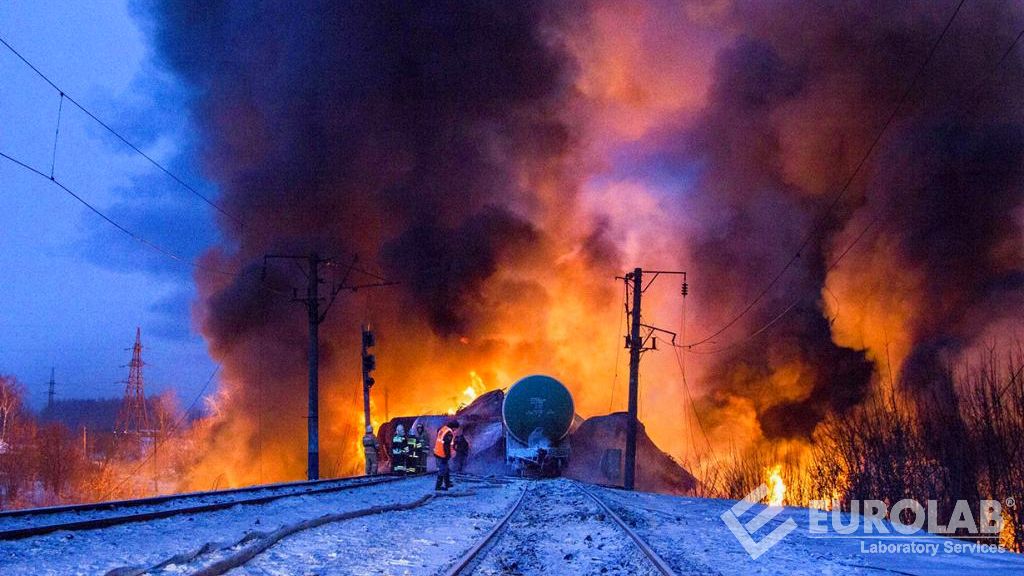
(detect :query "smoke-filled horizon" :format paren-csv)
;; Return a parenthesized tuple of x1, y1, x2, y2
(145, 0, 1024, 487)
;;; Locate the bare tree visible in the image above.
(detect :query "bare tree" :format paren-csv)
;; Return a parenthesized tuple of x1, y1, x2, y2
(0, 375, 25, 448)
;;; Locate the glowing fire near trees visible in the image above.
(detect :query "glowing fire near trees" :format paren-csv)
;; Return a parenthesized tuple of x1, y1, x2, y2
(766, 465, 786, 507)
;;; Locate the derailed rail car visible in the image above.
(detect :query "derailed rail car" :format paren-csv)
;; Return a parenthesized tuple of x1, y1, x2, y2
(502, 374, 574, 476)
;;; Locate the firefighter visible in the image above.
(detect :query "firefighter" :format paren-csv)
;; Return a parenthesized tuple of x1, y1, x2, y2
(453, 432, 469, 473)
(391, 424, 408, 473)
(362, 425, 379, 476)
(413, 423, 430, 473)
(405, 423, 422, 475)
(433, 420, 459, 490)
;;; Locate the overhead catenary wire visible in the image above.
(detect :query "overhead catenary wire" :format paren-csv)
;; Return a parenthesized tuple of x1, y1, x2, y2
(683, 0, 969, 350)
(2, 144, 388, 292)
(682, 15, 1024, 355)
(0, 150, 240, 277)
(608, 279, 627, 412)
(673, 291, 713, 458)
(683, 6, 1024, 355)
(49, 92, 63, 179)
(675, 290, 703, 458)
(2, 37, 399, 294)
(0, 35, 244, 230)
(1, 40, 391, 289)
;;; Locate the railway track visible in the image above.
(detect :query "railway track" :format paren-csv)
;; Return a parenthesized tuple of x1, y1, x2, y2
(575, 482, 679, 576)
(442, 479, 678, 576)
(0, 473, 421, 541)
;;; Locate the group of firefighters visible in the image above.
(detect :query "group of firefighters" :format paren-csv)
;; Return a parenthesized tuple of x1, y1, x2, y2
(361, 420, 470, 491)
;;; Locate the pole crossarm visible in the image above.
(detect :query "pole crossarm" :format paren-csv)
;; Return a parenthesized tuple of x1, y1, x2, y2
(616, 267, 687, 491)
(261, 251, 396, 480)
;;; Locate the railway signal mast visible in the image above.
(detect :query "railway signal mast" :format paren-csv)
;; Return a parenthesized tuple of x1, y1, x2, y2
(617, 268, 688, 491)
(361, 325, 376, 434)
(262, 253, 395, 480)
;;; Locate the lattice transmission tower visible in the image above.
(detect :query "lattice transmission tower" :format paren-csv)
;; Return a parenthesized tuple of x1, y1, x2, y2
(115, 327, 150, 435)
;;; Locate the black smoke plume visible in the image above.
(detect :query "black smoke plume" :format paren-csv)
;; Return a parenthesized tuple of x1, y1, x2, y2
(145, 0, 589, 482)
(150, 0, 578, 337)
(676, 1, 1024, 438)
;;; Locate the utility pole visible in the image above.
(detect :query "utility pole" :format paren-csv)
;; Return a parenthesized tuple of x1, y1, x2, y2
(305, 252, 322, 481)
(618, 268, 688, 491)
(624, 268, 643, 492)
(263, 252, 396, 481)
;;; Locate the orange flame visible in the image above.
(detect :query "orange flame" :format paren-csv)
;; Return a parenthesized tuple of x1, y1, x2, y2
(766, 464, 786, 507)
(447, 370, 487, 415)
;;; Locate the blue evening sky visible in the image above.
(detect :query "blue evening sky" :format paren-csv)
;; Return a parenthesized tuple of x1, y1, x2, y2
(0, 2, 219, 409)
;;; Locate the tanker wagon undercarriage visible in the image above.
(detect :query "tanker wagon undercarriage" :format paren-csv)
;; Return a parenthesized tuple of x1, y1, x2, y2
(502, 374, 574, 477)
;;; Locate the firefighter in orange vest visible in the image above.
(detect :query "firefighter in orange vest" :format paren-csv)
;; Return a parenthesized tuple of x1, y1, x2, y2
(433, 420, 460, 491)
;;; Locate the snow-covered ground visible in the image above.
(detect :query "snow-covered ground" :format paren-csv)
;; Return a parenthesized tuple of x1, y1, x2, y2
(224, 477, 525, 576)
(468, 480, 659, 575)
(598, 487, 1024, 576)
(0, 476, 386, 534)
(1, 476, 1021, 575)
(0, 476, 436, 575)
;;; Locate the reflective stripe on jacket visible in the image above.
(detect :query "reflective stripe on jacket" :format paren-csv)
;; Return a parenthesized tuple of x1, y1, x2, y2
(433, 426, 454, 459)
(392, 435, 407, 454)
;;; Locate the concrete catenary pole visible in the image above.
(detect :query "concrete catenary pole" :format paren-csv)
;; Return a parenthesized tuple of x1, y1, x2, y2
(624, 267, 643, 491)
(263, 251, 396, 481)
(306, 252, 321, 481)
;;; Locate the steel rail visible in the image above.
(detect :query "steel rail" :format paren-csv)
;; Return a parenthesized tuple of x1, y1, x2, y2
(442, 485, 530, 576)
(0, 474, 393, 520)
(574, 481, 679, 576)
(0, 474, 423, 541)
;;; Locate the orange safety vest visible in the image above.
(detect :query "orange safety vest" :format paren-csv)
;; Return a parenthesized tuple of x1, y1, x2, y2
(433, 426, 455, 458)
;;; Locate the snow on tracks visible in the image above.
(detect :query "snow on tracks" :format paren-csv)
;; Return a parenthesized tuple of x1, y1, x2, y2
(0, 475, 415, 540)
(224, 477, 525, 575)
(0, 475, 433, 575)
(449, 478, 665, 576)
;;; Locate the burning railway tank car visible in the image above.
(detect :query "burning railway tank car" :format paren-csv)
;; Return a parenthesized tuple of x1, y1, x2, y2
(502, 374, 574, 476)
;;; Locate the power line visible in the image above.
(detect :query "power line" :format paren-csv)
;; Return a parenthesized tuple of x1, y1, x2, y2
(0, 35, 243, 229)
(677, 209, 880, 356)
(608, 279, 626, 412)
(2, 148, 391, 294)
(682, 16, 1024, 356)
(677, 296, 696, 454)
(684, 0, 969, 349)
(0, 150, 237, 277)
(49, 92, 63, 179)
